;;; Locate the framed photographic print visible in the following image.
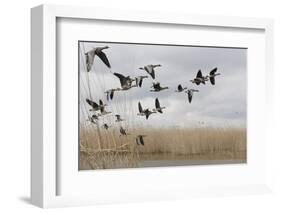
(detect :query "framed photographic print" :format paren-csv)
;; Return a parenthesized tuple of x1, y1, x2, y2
(31, 4, 274, 208)
(78, 41, 247, 170)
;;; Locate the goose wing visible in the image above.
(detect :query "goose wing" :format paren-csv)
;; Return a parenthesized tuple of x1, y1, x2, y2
(178, 84, 183, 91)
(144, 109, 150, 119)
(99, 100, 104, 112)
(155, 98, 163, 113)
(139, 78, 143, 87)
(106, 91, 110, 101)
(114, 72, 126, 86)
(150, 69, 155, 79)
(138, 102, 143, 113)
(209, 67, 217, 75)
(145, 66, 155, 79)
(155, 98, 160, 109)
(188, 91, 193, 103)
(96, 51, 111, 68)
(110, 90, 114, 100)
(86, 99, 99, 109)
(210, 76, 215, 85)
(196, 70, 203, 78)
(136, 137, 140, 145)
(135, 77, 140, 87)
(85, 51, 95, 72)
(139, 136, 144, 145)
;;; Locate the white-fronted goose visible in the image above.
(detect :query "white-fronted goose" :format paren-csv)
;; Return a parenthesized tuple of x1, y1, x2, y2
(150, 82, 169, 92)
(115, 114, 125, 122)
(120, 126, 129, 136)
(139, 64, 161, 79)
(114, 72, 136, 90)
(208, 67, 220, 85)
(136, 135, 146, 146)
(85, 46, 111, 72)
(137, 102, 156, 119)
(186, 89, 199, 103)
(190, 70, 209, 85)
(175, 84, 187, 92)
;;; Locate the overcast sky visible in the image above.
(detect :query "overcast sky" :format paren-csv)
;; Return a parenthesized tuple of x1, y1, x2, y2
(79, 41, 247, 129)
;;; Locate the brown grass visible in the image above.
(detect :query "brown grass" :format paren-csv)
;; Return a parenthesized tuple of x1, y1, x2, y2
(79, 127, 246, 170)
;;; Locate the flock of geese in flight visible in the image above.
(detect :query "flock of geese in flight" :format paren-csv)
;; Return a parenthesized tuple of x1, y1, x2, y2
(84, 45, 221, 146)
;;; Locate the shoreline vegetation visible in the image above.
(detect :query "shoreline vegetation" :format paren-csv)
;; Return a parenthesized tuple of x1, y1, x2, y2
(79, 127, 246, 170)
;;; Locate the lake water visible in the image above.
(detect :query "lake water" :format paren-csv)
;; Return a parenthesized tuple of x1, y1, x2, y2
(139, 159, 246, 167)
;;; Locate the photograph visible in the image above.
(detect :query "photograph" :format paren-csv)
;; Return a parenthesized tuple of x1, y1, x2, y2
(78, 41, 247, 170)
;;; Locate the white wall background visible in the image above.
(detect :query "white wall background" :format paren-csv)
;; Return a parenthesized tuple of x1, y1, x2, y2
(0, 0, 280, 212)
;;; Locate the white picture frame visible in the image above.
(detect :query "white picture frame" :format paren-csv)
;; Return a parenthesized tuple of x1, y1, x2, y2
(31, 4, 274, 208)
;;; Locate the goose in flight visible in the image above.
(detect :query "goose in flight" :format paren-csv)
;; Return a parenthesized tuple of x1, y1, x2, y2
(102, 123, 110, 130)
(208, 67, 220, 85)
(87, 115, 98, 124)
(85, 46, 111, 72)
(186, 89, 199, 103)
(150, 82, 169, 92)
(115, 114, 125, 122)
(139, 64, 161, 79)
(120, 126, 129, 136)
(154, 98, 166, 113)
(190, 70, 209, 85)
(86, 99, 100, 111)
(99, 99, 107, 112)
(135, 75, 149, 87)
(98, 100, 111, 116)
(114, 72, 136, 90)
(136, 135, 146, 146)
(137, 102, 156, 119)
(175, 84, 187, 92)
(98, 109, 111, 116)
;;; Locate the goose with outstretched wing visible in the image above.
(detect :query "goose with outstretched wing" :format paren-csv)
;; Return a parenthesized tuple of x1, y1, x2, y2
(137, 102, 156, 119)
(175, 84, 187, 92)
(139, 64, 161, 79)
(85, 46, 111, 72)
(86, 99, 100, 111)
(150, 82, 169, 92)
(114, 72, 136, 90)
(208, 67, 220, 85)
(186, 89, 199, 103)
(115, 114, 125, 122)
(190, 70, 208, 85)
(136, 135, 146, 146)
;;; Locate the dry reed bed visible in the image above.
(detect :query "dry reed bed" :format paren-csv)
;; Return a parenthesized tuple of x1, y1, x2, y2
(79, 127, 246, 170)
